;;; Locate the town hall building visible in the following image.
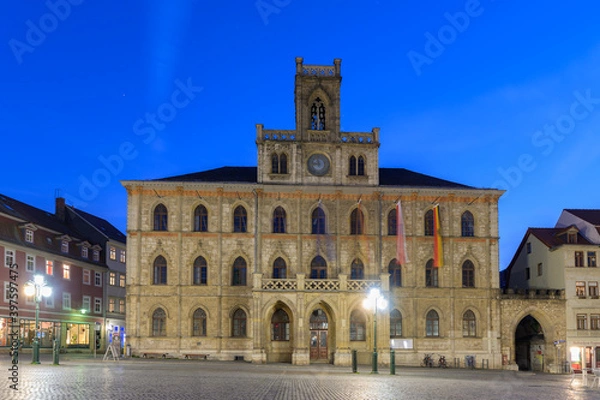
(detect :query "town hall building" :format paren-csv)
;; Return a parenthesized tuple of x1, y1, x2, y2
(122, 57, 508, 367)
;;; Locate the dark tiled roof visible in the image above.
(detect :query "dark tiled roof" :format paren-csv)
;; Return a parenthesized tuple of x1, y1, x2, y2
(156, 167, 257, 183)
(155, 166, 475, 189)
(528, 227, 592, 248)
(565, 209, 600, 225)
(67, 207, 126, 243)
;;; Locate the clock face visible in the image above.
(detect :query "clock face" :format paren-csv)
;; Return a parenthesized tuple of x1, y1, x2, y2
(307, 153, 330, 176)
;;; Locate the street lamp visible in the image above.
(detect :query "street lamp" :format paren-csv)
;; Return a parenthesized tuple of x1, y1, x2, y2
(363, 287, 387, 374)
(24, 275, 52, 364)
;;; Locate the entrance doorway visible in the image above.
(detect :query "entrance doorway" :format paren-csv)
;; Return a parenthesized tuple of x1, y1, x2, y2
(310, 309, 328, 361)
(515, 315, 545, 371)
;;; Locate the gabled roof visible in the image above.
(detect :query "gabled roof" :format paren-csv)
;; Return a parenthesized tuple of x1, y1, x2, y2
(564, 209, 600, 226)
(527, 227, 592, 248)
(0, 194, 78, 236)
(154, 166, 475, 189)
(66, 207, 126, 243)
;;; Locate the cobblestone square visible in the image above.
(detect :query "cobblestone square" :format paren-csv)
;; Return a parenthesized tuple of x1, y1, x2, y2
(2, 355, 598, 400)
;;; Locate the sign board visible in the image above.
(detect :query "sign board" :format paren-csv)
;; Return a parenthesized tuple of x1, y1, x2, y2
(390, 339, 413, 349)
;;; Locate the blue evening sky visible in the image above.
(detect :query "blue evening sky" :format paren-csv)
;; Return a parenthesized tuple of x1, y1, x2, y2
(2, 0, 600, 270)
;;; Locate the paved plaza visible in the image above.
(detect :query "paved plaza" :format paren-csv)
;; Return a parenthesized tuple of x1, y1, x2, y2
(2, 354, 598, 400)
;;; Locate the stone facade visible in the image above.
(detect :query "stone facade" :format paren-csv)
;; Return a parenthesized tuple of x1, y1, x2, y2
(121, 58, 555, 369)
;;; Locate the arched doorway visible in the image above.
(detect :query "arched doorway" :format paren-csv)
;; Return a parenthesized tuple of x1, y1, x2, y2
(515, 315, 545, 371)
(309, 309, 329, 362)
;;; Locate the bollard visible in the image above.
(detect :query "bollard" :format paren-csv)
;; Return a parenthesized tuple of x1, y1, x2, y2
(390, 349, 395, 375)
(352, 349, 357, 373)
(53, 339, 59, 365)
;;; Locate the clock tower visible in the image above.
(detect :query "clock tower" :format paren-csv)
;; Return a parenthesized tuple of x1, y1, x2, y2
(256, 57, 380, 186)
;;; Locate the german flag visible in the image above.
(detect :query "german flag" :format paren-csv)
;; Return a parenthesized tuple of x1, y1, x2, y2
(433, 205, 443, 267)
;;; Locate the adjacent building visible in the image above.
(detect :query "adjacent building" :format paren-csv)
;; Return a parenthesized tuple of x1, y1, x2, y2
(505, 209, 600, 370)
(0, 194, 126, 353)
(122, 58, 506, 367)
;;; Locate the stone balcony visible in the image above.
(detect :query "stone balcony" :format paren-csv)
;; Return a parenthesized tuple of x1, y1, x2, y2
(254, 273, 386, 292)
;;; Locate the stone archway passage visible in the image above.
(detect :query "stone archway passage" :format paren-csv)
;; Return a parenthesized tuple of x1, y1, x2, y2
(309, 309, 328, 361)
(515, 315, 545, 371)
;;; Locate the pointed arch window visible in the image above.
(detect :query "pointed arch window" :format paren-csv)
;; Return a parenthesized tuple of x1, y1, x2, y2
(153, 256, 167, 285)
(389, 259, 402, 287)
(192, 308, 207, 336)
(310, 256, 327, 279)
(426, 310, 439, 337)
(350, 258, 364, 280)
(193, 256, 207, 285)
(273, 257, 287, 279)
(357, 156, 365, 176)
(349, 156, 357, 176)
(425, 259, 438, 287)
(232, 309, 247, 337)
(390, 309, 402, 337)
(152, 308, 166, 336)
(350, 310, 366, 341)
(232, 257, 247, 286)
(271, 153, 288, 174)
(233, 206, 247, 233)
(462, 310, 476, 337)
(388, 209, 397, 235)
(312, 207, 326, 234)
(461, 211, 475, 237)
(153, 204, 168, 231)
(462, 260, 475, 288)
(271, 309, 290, 341)
(193, 205, 208, 232)
(271, 153, 279, 174)
(310, 97, 326, 130)
(273, 206, 287, 233)
(350, 208, 364, 235)
(424, 209, 434, 236)
(280, 154, 288, 174)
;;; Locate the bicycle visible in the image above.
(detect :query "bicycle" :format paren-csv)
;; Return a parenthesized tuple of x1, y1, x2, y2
(437, 354, 448, 368)
(421, 353, 434, 367)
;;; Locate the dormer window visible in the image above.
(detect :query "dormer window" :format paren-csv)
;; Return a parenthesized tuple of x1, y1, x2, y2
(567, 232, 577, 244)
(310, 98, 326, 130)
(25, 229, 34, 243)
(82, 247, 88, 258)
(93, 250, 100, 262)
(61, 240, 69, 253)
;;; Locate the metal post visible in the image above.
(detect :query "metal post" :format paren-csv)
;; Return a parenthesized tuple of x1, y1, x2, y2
(32, 301, 40, 364)
(372, 305, 378, 374)
(352, 349, 357, 373)
(390, 349, 395, 375)
(53, 339, 59, 365)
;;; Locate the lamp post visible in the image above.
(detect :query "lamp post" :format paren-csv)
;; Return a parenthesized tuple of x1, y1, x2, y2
(24, 275, 52, 364)
(363, 287, 387, 374)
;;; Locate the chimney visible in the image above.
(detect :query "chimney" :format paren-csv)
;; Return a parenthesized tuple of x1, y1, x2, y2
(56, 197, 66, 221)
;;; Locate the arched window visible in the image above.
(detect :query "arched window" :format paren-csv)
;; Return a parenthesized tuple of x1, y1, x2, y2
(310, 256, 327, 279)
(233, 206, 247, 233)
(357, 156, 365, 176)
(280, 153, 288, 174)
(232, 309, 247, 337)
(312, 207, 326, 234)
(350, 208, 364, 235)
(349, 156, 357, 176)
(424, 209, 434, 236)
(390, 309, 402, 338)
(271, 153, 279, 174)
(273, 206, 286, 233)
(389, 259, 402, 287)
(461, 211, 474, 237)
(153, 256, 167, 285)
(273, 257, 287, 279)
(193, 205, 208, 232)
(152, 308, 166, 336)
(350, 258, 364, 280)
(153, 204, 168, 231)
(350, 310, 366, 341)
(193, 256, 207, 285)
(462, 310, 476, 337)
(462, 260, 475, 288)
(192, 308, 207, 336)
(232, 257, 247, 286)
(271, 309, 290, 341)
(387, 209, 397, 235)
(425, 259, 438, 287)
(310, 97, 326, 130)
(426, 310, 439, 337)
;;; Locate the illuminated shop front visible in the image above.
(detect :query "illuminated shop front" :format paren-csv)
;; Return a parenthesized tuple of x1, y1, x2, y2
(65, 323, 90, 347)
(570, 343, 600, 370)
